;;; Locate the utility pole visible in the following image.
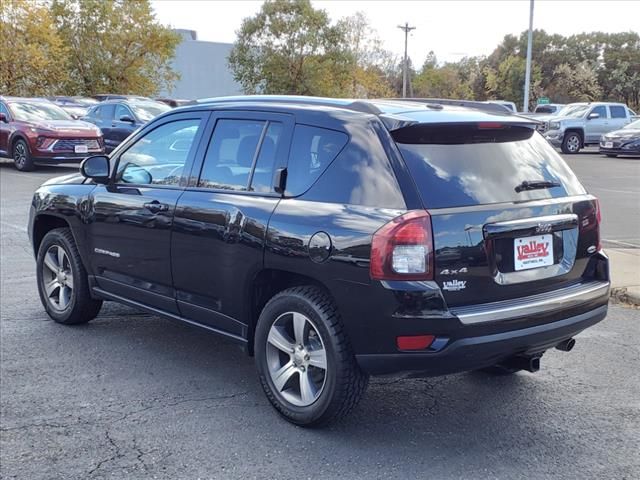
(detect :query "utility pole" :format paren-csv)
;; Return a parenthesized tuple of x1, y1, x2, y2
(523, 0, 534, 112)
(398, 22, 416, 98)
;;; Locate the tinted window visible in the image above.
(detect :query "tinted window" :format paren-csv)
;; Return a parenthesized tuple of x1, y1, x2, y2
(116, 119, 201, 186)
(198, 119, 264, 190)
(115, 104, 133, 121)
(286, 125, 348, 196)
(397, 128, 585, 209)
(591, 106, 607, 118)
(610, 105, 627, 119)
(250, 122, 284, 193)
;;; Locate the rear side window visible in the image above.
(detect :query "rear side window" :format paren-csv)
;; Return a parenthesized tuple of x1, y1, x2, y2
(285, 125, 348, 196)
(395, 125, 586, 209)
(610, 105, 627, 119)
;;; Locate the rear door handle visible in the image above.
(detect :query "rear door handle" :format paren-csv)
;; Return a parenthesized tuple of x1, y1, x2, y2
(143, 201, 169, 212)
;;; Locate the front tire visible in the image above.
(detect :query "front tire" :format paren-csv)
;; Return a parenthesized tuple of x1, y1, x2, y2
(36, 228, 102, 324)
(13, 139, 35, 171)
(255, 286, 368, 427)
(561, 132, 581, 154)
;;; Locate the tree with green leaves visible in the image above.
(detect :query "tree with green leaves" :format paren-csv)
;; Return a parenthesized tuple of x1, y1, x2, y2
(228, 0, 356, 97)
(50, 0, 180, 96)
(0, 1, 70, 96)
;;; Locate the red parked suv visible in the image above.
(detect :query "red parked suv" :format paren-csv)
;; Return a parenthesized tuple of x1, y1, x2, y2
(0, 97, 104, 171)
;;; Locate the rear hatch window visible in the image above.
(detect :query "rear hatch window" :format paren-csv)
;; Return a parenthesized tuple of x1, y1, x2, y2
(394, 124, 585, 209)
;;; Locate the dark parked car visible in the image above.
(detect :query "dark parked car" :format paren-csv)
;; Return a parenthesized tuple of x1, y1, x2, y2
(82, 99, 170, 152)
(599, 119, 640, 157)
(48, 96, 99, 119)
(0, 96, 104, 171)
(29, 96, 609, 426)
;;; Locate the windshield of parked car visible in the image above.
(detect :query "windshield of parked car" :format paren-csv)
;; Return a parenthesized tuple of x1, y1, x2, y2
(557, 104, 589, 118)
(624, 119, 640, 129)
(9, 101, 72, 121)
(130, 102, 171, 122)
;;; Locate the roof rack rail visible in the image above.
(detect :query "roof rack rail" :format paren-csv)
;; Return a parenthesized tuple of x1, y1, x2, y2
(195, 95, 383, 115)
(403, 98, 512, 115)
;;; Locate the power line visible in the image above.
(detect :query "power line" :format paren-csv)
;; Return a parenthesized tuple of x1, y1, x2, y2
(398, 22, 416, 99)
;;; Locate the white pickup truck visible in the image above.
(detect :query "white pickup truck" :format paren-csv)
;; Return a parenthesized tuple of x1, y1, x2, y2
(537, 102, 637, 153)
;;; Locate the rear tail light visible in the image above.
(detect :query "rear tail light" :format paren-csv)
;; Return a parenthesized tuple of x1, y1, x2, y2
(594, 198, 602, 251)
(370, 210, 434, 280)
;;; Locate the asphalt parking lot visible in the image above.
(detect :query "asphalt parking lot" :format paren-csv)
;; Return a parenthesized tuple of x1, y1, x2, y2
(1, 152, 639, 479)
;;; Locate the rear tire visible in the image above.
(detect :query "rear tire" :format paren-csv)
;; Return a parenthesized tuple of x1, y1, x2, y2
(13, 139, 35, 171)
(36, 228, 102, 324)
(561, 132, 581, 154)
(255, 286, 368, 427)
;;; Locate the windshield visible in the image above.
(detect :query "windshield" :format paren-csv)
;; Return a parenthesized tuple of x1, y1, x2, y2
(556, 104, 589, 118)
(9, 102, 72, 121)
(624, 119, 640, 129)
(130, 102, 170, 122)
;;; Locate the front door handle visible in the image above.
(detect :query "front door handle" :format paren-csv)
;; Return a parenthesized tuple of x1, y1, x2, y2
(143, 201, 169, 212)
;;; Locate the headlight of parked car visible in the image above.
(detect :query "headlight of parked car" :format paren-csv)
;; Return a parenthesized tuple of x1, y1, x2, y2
(549, 121, 561, 130)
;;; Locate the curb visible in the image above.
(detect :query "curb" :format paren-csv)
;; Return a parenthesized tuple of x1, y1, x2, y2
(610, 287, 640, 307)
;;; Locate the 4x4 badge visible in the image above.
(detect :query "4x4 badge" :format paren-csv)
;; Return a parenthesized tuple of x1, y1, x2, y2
(443, 280, 467, 291)
(440, 267, 468, 275)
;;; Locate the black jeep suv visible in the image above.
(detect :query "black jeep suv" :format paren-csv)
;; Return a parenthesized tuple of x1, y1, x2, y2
(29, 96, 610, 426)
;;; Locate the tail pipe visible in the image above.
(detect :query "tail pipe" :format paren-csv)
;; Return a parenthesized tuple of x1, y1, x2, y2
(500, 354, 541, 373)
(556, 338, 576, 352)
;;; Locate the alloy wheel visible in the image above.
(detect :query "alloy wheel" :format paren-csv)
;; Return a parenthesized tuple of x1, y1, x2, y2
(266, 311, 328, 407)
(567, 135, 580, 153)
(14, 142, 27, 168)
(42, 245, 74, 311)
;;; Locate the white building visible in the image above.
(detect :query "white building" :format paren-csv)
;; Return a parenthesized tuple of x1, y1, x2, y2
(159, 29, 243, 100)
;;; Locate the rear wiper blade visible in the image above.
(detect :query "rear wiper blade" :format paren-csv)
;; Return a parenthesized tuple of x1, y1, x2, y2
(515, 180, 561, 193)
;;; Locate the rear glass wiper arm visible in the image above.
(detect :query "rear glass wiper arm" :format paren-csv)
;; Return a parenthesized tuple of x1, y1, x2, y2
(514, 180, 561, 193)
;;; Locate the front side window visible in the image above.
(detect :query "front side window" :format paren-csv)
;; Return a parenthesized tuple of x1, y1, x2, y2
(0, 102, 9, 118)
(115, 104, 133, 121)
(198, 119, 265, 190)
(116, 119, 201, 186)
(590, 106, 607, 118)
(609, 105, 627, 119)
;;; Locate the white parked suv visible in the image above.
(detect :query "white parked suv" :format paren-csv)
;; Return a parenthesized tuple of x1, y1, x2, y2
(539, 102, 636, 153)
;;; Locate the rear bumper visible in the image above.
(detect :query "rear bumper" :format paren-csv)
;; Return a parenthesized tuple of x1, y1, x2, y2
(356, 303, 608, 376)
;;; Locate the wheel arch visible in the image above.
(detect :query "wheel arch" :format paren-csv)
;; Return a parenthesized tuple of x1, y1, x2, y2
(564, 128, 584, 147)
(247, 268, 335, 356)
(10, 132, 31, 153)
(32, 214, 73, 257)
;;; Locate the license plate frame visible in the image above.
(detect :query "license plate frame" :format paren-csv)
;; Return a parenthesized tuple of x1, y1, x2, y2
(74, 144, 89, 154)
(514, 234, 554, 271)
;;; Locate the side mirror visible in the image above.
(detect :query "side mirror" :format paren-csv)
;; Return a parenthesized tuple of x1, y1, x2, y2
(0, 113, 7, 123)
(80, 155, 110, 184)
(121, 165, 152, 184)
(119, 115, 135, 123)
(588, 112, 600, 120)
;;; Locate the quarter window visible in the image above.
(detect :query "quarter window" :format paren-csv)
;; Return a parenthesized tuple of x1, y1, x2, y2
(285, 125, 348, 196)
(116, 119, 201, 186)
(198, 119, 265, 190)
(609, 106, 627, 119)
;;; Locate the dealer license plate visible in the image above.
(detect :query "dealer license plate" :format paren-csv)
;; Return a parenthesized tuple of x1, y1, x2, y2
(514, 234, 554, 271)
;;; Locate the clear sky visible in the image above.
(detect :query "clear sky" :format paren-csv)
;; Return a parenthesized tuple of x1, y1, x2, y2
(151, 0, 640, 66)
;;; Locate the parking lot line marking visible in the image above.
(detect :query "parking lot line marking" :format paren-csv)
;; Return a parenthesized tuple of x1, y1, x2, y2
(603, 238, 640, 248)
(0, 221, 27, 233)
